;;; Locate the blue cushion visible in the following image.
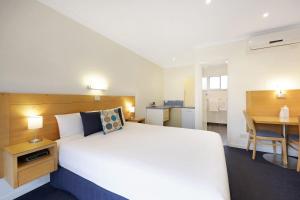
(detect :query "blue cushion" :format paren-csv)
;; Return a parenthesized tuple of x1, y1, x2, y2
(256, 130, 283, 138)
(80, 112, 103, 137)
(289, 134, 299, 141)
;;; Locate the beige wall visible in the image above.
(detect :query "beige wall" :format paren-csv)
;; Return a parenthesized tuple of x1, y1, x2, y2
(0, 0, 163, 198)
(163, 65, 194, 102)
(0, 0, 163, 117)
(183, 77, 195, 107)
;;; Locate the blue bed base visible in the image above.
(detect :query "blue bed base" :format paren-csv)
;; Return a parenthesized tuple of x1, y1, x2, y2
(50, 167, 128, 200)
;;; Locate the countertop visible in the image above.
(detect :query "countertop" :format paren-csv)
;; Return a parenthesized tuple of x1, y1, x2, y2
(146, 106, 195, 109)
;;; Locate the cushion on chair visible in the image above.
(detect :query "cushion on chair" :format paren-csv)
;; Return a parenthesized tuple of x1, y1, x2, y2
(256, 130, 283, 138)
(289, 134, 299, 141)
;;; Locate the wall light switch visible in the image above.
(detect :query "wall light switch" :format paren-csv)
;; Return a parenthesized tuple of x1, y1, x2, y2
(94, 95, 101, 101)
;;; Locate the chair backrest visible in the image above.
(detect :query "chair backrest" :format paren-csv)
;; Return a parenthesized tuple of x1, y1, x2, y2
(298, 116, 300, 143)
(243, 110, 256, 136)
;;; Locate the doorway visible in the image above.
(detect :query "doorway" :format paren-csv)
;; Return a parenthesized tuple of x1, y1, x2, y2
(202, 63, 228, 144)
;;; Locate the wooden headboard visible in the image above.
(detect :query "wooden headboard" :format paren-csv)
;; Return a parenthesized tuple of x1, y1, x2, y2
(0, 93, 135, 178)
(246, 89, 300, 134)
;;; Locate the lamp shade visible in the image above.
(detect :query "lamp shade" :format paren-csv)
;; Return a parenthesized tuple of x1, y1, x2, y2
(28, 116, 43, 130)
(128, 106, 135, 113)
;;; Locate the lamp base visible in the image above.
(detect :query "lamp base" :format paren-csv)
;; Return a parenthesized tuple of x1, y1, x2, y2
(29, 138, 43, 143)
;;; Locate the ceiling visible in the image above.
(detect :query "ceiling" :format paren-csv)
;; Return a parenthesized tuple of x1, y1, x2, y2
(38, 0, 300, 68)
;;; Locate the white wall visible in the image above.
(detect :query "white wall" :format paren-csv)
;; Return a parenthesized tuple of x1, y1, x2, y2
(0, 0, 163, 198)
(202, 64, 227, 77)
(196, 40, 300, 149)
(163, 65, 194, 101)
(194, 65, 204, 129)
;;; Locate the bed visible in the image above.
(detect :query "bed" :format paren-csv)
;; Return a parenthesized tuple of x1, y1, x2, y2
(52, 122, 230, 200)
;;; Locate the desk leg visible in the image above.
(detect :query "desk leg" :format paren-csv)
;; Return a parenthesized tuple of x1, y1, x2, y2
(283, 124, 288, 159)
(283, 124, 286, 138)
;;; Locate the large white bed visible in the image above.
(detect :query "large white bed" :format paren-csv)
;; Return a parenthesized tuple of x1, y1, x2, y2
(58, 122, 230, 200)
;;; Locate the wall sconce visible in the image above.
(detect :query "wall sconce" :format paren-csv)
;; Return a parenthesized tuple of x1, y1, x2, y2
(87, 79, 108, 91)
(276, 89, 286, 99)
(28, 116, 43, 143)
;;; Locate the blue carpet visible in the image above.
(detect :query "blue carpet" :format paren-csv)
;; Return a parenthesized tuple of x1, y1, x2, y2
(15, 183, 76, 200)
(16, 146, 300, 200)
(225, 147, 300, 200)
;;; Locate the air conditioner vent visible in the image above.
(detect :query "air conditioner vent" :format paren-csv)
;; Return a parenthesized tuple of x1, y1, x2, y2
(248, 28, 300, 50)
(269, 39, 283, 44)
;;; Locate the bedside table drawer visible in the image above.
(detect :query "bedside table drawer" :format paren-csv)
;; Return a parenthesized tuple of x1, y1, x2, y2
(18, 158, 55, 186)
(4, 139, 58, 188)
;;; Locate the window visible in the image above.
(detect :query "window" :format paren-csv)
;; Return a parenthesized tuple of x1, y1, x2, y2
(209, 76, 220, 89)
(221, 75, 228, 89)
(203, 75, 228, 90)
(202, 77, 207, 90)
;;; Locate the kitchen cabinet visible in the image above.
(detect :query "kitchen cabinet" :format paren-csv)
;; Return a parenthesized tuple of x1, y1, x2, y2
(181, 108, 195, 129)
(165, 108, 182, 127)
(146, 108, 170, 126)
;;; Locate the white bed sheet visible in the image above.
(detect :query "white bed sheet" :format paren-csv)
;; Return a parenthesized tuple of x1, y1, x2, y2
(58, 122, 230, 200)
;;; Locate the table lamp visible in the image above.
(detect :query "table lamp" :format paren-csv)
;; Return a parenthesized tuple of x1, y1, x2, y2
(128, 106, 135, 119)
(28, 116, 43, 143)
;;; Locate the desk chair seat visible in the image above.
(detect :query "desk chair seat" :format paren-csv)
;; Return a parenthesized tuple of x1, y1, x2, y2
(243, 111, 287, 164)
(256, 130, 283, 138)
(288, 134, 299, 141)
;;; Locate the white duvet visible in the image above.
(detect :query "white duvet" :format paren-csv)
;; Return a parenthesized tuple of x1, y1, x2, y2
(58, 122, 230, 200)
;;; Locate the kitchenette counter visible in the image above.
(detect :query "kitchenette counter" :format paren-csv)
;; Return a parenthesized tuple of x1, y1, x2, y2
(146, 105, 195, 128)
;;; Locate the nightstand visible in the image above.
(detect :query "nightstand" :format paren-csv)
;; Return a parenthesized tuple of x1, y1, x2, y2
(126, 117, 145, 123)
(3, 139, 58, 188)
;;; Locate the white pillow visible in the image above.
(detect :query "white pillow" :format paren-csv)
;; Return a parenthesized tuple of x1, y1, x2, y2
(55, 113, 84, 138)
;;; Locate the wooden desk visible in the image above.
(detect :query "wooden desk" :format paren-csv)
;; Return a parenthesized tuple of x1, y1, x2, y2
(252, 116, 298, 126)
(252, 116, 298, 137)
(252, 116, 299, 169)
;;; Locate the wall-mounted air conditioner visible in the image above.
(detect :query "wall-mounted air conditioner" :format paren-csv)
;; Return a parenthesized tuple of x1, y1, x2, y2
(248, 27, 300, 50)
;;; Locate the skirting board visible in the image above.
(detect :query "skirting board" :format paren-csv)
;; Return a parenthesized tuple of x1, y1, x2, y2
(0, 175, 49, 200)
